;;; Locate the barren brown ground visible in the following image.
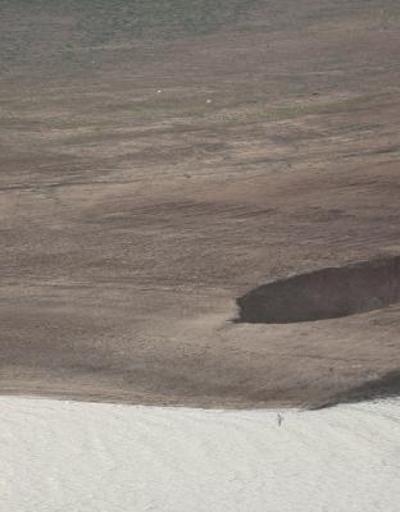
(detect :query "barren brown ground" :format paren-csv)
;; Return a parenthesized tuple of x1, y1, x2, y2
(1, 0, 400, 408)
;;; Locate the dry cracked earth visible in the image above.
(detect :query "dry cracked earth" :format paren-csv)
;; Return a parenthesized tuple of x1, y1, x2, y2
(1, 0, 400, 408)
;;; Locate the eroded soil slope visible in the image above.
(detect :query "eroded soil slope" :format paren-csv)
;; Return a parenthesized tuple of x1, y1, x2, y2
(1, 0, 400, 407)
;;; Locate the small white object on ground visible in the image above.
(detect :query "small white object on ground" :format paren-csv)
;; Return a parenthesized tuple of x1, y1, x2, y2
(0, 396, 399, 511)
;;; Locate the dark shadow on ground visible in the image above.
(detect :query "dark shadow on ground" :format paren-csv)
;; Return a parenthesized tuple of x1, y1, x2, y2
(309, 369, 400, 410)
(236, 256, 400, 324)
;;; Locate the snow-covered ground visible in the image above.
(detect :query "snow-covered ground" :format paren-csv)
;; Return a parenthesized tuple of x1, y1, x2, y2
(0, 396, 399, 511)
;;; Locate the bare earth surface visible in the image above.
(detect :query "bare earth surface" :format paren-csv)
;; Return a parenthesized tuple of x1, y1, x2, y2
(1, 0, 400, 408)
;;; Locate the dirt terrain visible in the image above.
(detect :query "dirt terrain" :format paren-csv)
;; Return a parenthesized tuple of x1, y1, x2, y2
(1, 0, 400, 408)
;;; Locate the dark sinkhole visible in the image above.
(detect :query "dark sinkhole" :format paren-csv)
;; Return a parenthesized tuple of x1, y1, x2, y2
(236, 256, 400, 324)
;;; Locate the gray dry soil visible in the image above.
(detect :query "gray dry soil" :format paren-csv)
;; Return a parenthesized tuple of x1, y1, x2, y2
(1, 0, 400, 408)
